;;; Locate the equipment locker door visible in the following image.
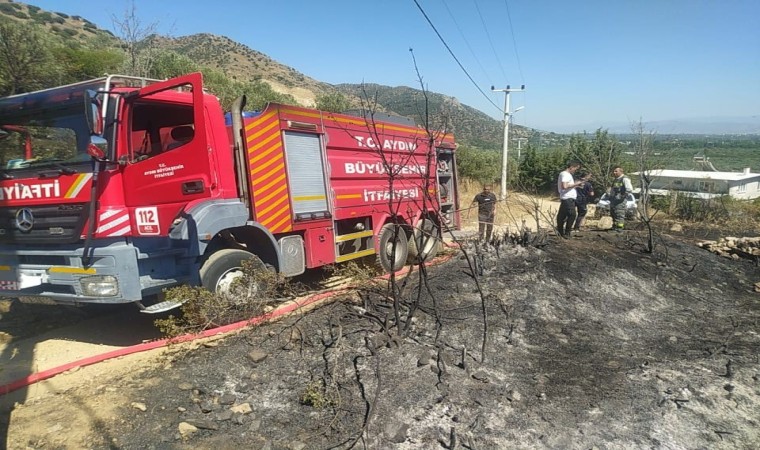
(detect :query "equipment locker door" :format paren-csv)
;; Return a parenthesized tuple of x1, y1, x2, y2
(283, 131, 331, 220)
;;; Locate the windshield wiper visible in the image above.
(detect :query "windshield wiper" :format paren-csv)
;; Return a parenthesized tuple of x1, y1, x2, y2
(40, 163, 78, 177)
(25, 159, 78, 177)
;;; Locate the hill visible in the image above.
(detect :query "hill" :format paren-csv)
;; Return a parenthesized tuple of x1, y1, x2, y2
(0, 0, 117, 45)
(0, 0, 529, 149)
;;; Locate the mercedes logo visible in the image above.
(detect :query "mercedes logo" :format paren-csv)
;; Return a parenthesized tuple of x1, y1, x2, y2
(15, 208, 34, 232)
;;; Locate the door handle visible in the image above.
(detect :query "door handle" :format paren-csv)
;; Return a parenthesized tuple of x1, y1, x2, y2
(182, 180, 205, 195)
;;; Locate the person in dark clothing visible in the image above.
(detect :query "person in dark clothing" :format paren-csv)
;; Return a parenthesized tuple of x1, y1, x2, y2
(609, 166, 634, 231)
(573, 172, 594, 231)
(469, 184, 497, 242)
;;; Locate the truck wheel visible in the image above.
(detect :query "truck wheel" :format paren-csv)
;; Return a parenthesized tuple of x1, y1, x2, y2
(377, 224, 408, 273)
(200, 249, 268, 299)
(408, 218, 440, 263)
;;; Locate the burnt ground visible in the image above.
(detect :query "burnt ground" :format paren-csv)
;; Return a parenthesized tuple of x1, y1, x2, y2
(4, 228, 760, 450)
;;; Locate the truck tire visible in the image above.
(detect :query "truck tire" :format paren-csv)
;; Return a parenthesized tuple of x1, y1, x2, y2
(408, 218, 440, 263)
(377, 224, 408, 273)
(200, 249, 268, 299)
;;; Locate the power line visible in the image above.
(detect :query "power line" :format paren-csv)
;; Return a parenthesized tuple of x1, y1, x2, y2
(473, 0, 509, 83)
(503, 0, 525, 84)
(441, 0, 493, 87)
(412, 0, 502, 113)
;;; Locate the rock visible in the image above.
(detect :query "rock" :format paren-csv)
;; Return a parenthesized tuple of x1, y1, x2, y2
(178, 382, 194, 391)
(506, 389, 522, 402)
(199, 400, 220, 413)
(384, 422, 410, 444)
(417, 351, 432, 367)
(219, 394, 236, 405)
(247, 350, 268, 363)
(130, 402, 147, 412)
(177, 406, 187, 413)
(232, 413, 247, 425)
(230, 402, 253, 415)
(288, 442, 306, 450)
(215, 410, 234, 421)
(184, 418, 219, 430)
(248, 418, 262, 431)
(668, 336, 678, 343)
(471, 370, 490, 383)
(178, 422, 198, 438)
(669, 223, 683, 232)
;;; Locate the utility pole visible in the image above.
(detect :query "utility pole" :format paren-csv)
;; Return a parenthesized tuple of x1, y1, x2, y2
(491, 85, 525, 200)
(515, 137, 528, 161)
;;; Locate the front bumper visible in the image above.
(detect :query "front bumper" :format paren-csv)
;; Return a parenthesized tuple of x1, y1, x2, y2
(0, 239, 142, 304)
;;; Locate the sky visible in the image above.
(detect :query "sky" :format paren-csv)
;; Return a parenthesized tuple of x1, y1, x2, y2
(24, 0, 760, 132)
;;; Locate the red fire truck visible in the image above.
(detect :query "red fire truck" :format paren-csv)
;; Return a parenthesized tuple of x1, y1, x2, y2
(0, 73, 459, 312)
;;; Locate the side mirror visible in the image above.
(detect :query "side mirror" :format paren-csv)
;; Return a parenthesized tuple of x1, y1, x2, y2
(87, 136, 108, 161)
(84, 89, 103, 136)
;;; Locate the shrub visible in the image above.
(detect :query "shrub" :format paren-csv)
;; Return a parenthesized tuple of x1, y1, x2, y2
(155, 257, 283, 336)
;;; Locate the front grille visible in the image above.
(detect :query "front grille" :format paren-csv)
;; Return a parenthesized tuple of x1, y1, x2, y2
(0, 203, 88, 244)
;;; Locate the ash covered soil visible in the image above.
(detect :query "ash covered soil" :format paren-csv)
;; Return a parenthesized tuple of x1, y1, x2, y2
(6, 230, 760, 449)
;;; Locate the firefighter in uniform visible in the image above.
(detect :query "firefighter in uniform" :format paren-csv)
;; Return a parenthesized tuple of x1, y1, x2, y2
(609, 166, 634, 231)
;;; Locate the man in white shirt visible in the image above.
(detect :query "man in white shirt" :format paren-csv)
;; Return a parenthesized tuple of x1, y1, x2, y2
(556, 160, 583, 238)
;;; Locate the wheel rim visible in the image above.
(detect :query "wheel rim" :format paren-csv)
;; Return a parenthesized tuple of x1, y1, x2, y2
(385, 236, 404, 265)
(418, 221, 439, 255)
(216, 267, 243, 295)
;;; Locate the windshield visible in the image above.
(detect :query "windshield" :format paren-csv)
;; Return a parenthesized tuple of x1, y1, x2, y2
(0, 105, 91, 172)
(0, 79, 111, 173)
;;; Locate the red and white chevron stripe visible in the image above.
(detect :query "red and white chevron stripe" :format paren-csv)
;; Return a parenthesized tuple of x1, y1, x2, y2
(96, 209, 132, 237)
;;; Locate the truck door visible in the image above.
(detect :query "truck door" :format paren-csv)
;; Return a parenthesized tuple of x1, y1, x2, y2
(120, 73, 211, 237)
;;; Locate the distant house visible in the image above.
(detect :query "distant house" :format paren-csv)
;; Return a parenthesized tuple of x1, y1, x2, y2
(634, 168, 760, 200)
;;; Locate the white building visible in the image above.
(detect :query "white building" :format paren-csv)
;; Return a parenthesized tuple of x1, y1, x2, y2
(634, 168, 760, 200)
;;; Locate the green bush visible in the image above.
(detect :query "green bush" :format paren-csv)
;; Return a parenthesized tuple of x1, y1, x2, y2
(456, 145, 500, 184)
(0, 3, 28, 19)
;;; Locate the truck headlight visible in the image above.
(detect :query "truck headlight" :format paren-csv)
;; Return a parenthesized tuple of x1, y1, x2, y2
(80, 275, 119, 297)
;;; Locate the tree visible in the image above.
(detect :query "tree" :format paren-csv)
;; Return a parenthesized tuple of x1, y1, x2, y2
(239, 79, 297, 111)
(631, 118, 669, 253)
(456, 145, 499, 184)
(516, 144, 542, 190)
(111, 0, 159, 76)
(52, 46, 124, 83)
(315, 92, 349, 112)
(0, 20, 54, 95)
(516, 145, 567, 193)
(150, 50, 198, 79)
(567, 128, 624, 195)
